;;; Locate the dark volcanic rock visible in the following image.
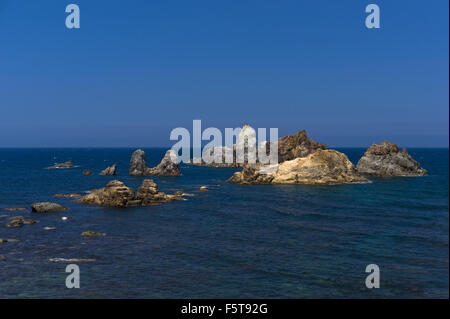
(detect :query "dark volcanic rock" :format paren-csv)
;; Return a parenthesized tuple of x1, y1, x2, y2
(100, 164, 117, 176)
(49, 161, 74, 169)
(356, 141, 427, 177)
(31, 202, 68, 213)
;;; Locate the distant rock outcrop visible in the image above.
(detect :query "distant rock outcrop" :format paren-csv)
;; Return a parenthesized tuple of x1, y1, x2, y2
(31, 202, 68, 213)
(129, 149, 180, 176)
(190, 127, 326, 167)
(82, 170, 93, 175)
(49, 161, 74, 169)
(146, 150, 181, 176)
(267, 129, 327, 163)
(76, 179, 183, 208)
(7, 218, 37, 227)
(100, 164, 117, 176)
(229, 149, 368, 185)
(129, 149, 149, 176)
(356, 141, 427, 177)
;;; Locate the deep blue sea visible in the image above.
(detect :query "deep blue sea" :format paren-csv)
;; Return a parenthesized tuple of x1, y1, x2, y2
(0, 148, 448, 298)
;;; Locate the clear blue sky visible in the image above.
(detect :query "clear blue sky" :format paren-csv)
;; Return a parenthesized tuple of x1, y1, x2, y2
(0, 0, 448, 147)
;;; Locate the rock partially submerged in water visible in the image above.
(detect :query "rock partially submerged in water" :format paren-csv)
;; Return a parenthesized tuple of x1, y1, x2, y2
(136, 179, 182, 205)
(49, 161, 74, 169)
(129, 149, 181, 176)
(129, 149, 148, 175)
(229, 149, 368, 185)
(49, 257, 96, 263)
(81, 231, 105, 237)
(100, 164, 117, 176)
(146, 150, 181, 176)
(3, 207, 27, 212)
(76, 179, 183, 208)
(31, 202, 68, 213)
(76, 180, 135, 208)
(82, 170, 93, 175)
(7, 218, 36, 227)
(356, 141, 427, 177)
(54, 193, 81, 199)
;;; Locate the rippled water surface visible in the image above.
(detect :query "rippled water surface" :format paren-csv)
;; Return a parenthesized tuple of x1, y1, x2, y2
(0, 148, 448, 298)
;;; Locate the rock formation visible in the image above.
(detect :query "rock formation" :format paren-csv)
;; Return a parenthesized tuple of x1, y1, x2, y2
(146, 150, 181, 176)
(31, 202, 68, 213)
(129, 149, 180, 176)
(76, 180, 135, 208)
(267, 129, 327, 163)
(82, 170, 93, 175)
(229, 149, 368, 185)
(100, 164, 117, 176)
(49, 161, 74, 169)
(356, 141, 427, 177)
(81, 231, 105, 237)
(7, 218, 36, 227)
(76, 179, 183, 208)
(135, 179, 182, 205)
(190, 127, 326, 167)
(129, 149, 149, 175)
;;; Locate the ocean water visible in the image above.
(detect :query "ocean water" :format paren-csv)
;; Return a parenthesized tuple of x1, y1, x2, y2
(0, 148, 448, 298)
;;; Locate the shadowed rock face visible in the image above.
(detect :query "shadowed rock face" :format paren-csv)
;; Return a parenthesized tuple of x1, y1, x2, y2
(229, 149, 368, 185)
(129, 149, 148, 176)
(129, 149, 180, 176)
(267, 129, 327, 163)
(356, 141, 427, 177)
(100, 164, 117, 176)
(76, 179, 183, 208)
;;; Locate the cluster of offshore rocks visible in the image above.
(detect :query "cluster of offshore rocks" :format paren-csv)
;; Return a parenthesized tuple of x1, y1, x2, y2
(38, 125, 427, 208)
(227, 129, 426, 185)
(76, 179, 183, 208)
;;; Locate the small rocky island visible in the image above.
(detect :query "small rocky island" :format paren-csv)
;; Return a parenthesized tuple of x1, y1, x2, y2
(129, 149, 181, 176)
(49, 161, 74, 169)
(228, 129, 368, 185)
(100, 164, 117, 176)
(76, 179, 183, 208)
(229, 149, 368, 185)
(356, 141, 427, 176)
